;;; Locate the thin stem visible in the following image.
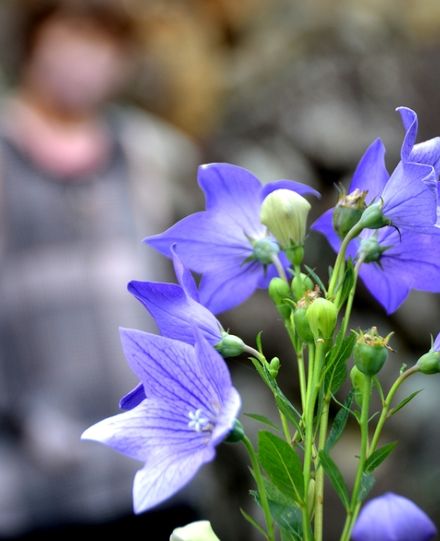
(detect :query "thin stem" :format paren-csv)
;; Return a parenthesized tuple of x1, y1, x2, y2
(314, 393, 331, 541)
(327, 223, 363, 299)
(242, 435, 275, 541)
(340, 258, 363, 337)
(243, 344, 267, 365)
(271, 253, 288, 282)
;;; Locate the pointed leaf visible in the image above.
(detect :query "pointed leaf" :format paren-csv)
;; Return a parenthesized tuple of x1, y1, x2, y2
(389, 390, 422, 417)
(335, 260, 355, 310)
(365, 441, 398, 472)
(259, 431, 304, 503)
(358, 472, 375, 502)
(325, 391, 354, 452)
(244, 413, 279, 431)
(240, 508, 266, 537)
(304, 265, 327, 294)
(318, 450, 350, 510)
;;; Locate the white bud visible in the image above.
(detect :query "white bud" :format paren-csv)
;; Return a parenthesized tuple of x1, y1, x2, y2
(170, 520, 221, 541)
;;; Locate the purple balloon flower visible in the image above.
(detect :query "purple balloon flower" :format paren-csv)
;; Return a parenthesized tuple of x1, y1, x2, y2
(82, 328, 241, 514)
(312, 107, 440, 313)
(146, 163, 319, 314)
(352, 492, 437, 541)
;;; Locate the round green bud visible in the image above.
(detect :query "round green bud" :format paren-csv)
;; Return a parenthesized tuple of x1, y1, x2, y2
(291, 273, 314, 301)
(268, 277, 292, 319)
(215, 333, 245, 358)
(306, 298, 337, 340)
(416, 351, 440, 375)
(358, 236, 389, 263)
(170, 521, 221, 541)
(252, 237, 280, 264)
(260, 189, 311, 250)
(333, 188, 367, 238)
(353, 327, 391, 376)
(269, 356, 281, 378)
(293, 306, 315, 343)
(358, 202, 391, 230)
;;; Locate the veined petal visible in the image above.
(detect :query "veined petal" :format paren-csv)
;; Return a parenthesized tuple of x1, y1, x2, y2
(260, 179, 320, 199)
(127, 281, 221, 345)
(198, 258, 262, 314)
(82, 398, 207, 463)
(211, 387, 241, 446)
(197, 163, 263, 236)
(348, 138, 389, 203)
(398, 106, 418, 162)
(171, 246, 199, 301)
(146, 212, 254, 273)
(358, 260, 410, 314)
(119, 382, 146, 410)
(382, 162, 437, 229)
(119, 330, 221, 411)
(411, 138, 440, 176)
(133, 445, 215, 513)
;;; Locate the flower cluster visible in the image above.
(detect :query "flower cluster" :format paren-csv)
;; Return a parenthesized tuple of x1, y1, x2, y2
(83, 107, 440, 541)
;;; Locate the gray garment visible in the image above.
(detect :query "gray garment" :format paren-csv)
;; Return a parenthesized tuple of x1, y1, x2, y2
(0, 109, 196, 535)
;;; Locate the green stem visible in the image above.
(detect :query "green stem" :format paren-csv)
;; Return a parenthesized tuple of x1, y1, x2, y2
(314, 392, 331, 541)
(340, 258, 363, 337)
(327, 223, 363, 299)
(339, 376, 372, 541)
(242, 435, 275, 541)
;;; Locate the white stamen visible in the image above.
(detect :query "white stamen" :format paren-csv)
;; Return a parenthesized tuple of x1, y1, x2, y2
(188, 408, 210, 432)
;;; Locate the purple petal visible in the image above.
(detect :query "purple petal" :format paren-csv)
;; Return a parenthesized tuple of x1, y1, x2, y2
(198, 259, 262, 314)
(352, 492, 437, 541)
(411, 138, 440, 176)
(348, 138, 389, 203)
(433, 333, 440, 352)
(382, 162, 437, 229)
(82, 398, 208, 463)
(311, 209, 343, 253)
(171, 246, 199, 301)
(119, 330, 229, 413)
(133, 445, 215, 513)
(146, 212, 254, 273)
(398, 106, 418, 162)
(358, 259, 410, 314)
(197, 163, 263, 236)
(128, 281, 221, 345)
(260, 179, 320, 199)
(120, 383, 146, 410)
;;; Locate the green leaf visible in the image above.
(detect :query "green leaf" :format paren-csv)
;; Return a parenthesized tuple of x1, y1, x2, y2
(358, 472, 375, 502)
(365, 441, 397, 472)
(259, 431, 304, 503)
(325, 391, 354, 452)
(244, 413, 279, 431)
(318, 450, 350, 510)
(304, 264, 327, 295)
(268, 499, 303, 541)
(335, 260, 355, 309)
(324, 332, 356, 394)
(240, 508, 266, 537)
(389, 390, 422, 417)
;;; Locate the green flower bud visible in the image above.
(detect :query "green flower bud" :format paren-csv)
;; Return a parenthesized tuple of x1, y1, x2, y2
(350, 365, 371, 407)
(333, 188, 367, 238)
(294, 307, 315, 343)
(225, 419, 245, 443)
(215, 332, 245, 358)
(306, 298, 337, 340)
(268, 356, 281, 378)
(358, 201, 391, 230)
(260, 189, 311, 250)
(291, 273, 314, 301)
(416, 351, 440, 374)
(170, 521, 221, 541)
(353, 327, 392, 376)
(268, 277, 292, 319)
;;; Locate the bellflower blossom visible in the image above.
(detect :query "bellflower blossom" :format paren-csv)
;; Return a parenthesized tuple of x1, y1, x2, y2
(120, 249, 231, 410)
(312, 107, 440, 313)
(352, 492, 437, 541)
(82, 328, 241, 513)
(146, 163, 319, 314)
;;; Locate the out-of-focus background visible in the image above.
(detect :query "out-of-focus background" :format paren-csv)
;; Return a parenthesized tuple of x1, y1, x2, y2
(0, 0, 439, 540)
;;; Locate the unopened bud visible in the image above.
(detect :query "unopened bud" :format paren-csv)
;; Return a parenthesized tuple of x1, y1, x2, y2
(358, 201, 391, 230)
(306, 298, 337, 340)
(353, 327, 392, 376)
(291, 273, 314, 301)
(269, 277, 292, 319)
(268, 357, 281, 378)
(333, 188, 367, 238)
(260, 189, 311, 250)
(170, 521, 221, 541)
(416, 335, 440, 374)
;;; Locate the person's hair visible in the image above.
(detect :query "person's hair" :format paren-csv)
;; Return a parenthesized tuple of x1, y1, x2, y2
(19, 0, 138, 61)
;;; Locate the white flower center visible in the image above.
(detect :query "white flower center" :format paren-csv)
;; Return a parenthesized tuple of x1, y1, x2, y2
(188, 408, 211, 432)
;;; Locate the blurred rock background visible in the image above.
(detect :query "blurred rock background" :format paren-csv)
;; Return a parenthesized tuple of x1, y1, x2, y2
(1, 0, 440, 540)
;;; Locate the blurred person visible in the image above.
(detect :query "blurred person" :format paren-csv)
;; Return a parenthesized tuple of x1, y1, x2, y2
(0, 0, 199, 538)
